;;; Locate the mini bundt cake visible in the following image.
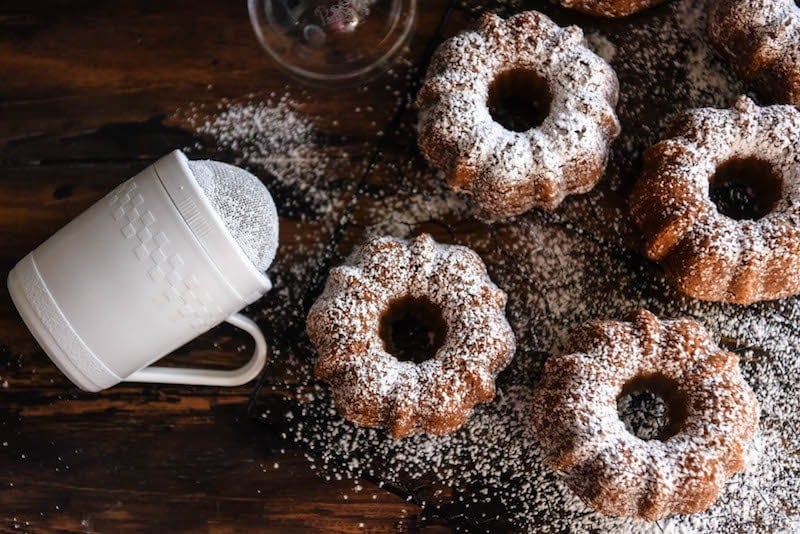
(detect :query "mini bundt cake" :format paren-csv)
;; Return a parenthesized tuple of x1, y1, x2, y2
(630, 96, 800, 304)
(307, 234, 516, 439)
(557, 0, 667, 18)
(417, 11, 620, 218)
(709, 0, 800, 106)
(532, 310, 759, 521)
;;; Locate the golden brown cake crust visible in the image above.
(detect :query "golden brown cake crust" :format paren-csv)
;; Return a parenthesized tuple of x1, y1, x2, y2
(531, 310, 759, 521)
(558, 0, 667, 17)
(708, 0, 800, 106)
(306, 234, 516, 439)
(630, 96, 800, 304)
(416, 11, 620, 218)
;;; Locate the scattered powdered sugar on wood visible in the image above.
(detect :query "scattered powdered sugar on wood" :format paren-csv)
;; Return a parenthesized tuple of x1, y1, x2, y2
(176, 93, 367, 353)
(708, 0, 800, 105)
(247, 0, 798, 530)
(585, 32, 617, 63)
(180, 94, 345, 217)
(456, 0, 524, 14)
(361, 190, 472, 239)
(602, 0, 746, 183)
(278, 201, 800, 530)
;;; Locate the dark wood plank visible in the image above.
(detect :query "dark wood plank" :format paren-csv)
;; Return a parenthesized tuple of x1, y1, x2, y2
(0, 0, 452, 531)
(0, 0, 424, 163)
(0, 400, 421, 533)
(2, 0, 781, 530)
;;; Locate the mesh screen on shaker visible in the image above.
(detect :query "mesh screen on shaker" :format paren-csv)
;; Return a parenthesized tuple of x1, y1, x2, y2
(187, 160, 279, 272)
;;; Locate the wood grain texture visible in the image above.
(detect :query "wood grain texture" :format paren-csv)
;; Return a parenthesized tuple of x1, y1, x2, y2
(0, 0, 453, 531)
(1, 0, 774, 531)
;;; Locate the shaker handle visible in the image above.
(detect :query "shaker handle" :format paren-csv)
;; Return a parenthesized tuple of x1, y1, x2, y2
(123, 313, 267, 387)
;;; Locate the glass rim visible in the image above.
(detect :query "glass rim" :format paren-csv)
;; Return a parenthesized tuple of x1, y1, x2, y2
(247, 0, 418, 85)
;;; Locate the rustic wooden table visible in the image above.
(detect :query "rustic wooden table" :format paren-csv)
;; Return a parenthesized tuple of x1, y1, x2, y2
(2, 0, 785, 532)
(0, 1, 461, 531)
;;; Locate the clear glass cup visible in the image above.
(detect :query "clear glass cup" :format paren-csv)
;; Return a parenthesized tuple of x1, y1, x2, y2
(248, 0, 417, 86)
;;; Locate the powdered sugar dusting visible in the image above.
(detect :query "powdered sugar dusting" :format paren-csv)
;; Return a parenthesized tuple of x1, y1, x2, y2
(277, 195, 800, 529)
(456, 0, 523, 13)
(708, 0, 800, 105)
(585, 32, 617, 63)
(604, 0, 745, 183)
(630, 97, 800, 304)
(175, 93, 365, 376)
(417, 10, 620, 217)
(533, 309, 759, 520)
(307, 234, 515, 439)
(181, 95, 344, 216)
(261, 0, 800, 521)
(174, 0, 800, 529)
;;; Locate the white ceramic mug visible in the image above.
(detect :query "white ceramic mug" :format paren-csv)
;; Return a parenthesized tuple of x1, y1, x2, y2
(7, 151, 276, 392)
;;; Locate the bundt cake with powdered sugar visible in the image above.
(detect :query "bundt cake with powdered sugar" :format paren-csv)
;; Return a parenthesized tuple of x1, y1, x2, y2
(417, 11, 620, 218)
(630, 96, 800, 304)
(532, 310, 759, 520)
(307, 234, 516, 439)
(709, 0, 800, 106)
(557, 0, 667, 17)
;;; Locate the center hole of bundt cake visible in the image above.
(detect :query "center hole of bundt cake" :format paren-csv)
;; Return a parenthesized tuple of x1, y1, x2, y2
(617, 374, 687, 441)
(710, 157, 782, 221)
(379, 296, 447, 364)
(488, 68, 552, 132)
